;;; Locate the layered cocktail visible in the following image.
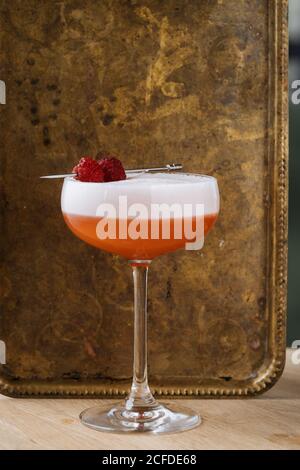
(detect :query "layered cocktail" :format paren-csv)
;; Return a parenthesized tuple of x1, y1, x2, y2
(61, 169, 219, 433)
(62, 173, 219, 260)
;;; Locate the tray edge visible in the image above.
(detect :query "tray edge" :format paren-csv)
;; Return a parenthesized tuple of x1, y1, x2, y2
(0, 0, 288, 398)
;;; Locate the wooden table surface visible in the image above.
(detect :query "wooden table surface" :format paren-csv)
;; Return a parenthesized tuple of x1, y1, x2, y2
(0, 349, 299, 450)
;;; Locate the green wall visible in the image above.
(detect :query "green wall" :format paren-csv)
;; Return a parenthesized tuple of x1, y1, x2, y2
(288, 91, 300, 345)
(288, 0, 300, 345)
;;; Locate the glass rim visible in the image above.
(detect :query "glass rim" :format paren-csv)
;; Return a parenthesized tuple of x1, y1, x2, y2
(63, 172, 218, 186)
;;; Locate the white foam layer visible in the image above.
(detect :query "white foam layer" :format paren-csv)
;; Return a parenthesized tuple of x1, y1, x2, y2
(61, 172, 220, 217)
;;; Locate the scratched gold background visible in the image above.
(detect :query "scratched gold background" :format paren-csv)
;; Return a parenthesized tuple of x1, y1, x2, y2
(0, 0, 286, 394)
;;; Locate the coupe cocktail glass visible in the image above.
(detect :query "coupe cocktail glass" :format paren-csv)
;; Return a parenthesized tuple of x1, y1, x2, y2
(61, 172, 219, 433)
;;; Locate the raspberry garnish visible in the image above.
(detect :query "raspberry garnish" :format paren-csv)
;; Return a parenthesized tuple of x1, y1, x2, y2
(97, 154, 126, 182)
(73, 156, 105, 182)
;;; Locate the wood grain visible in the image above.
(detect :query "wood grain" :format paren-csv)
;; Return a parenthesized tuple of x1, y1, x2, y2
(0, 349, 298, 450)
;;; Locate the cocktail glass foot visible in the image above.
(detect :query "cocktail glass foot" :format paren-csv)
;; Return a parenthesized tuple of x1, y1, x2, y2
(80, 401, 200, 434)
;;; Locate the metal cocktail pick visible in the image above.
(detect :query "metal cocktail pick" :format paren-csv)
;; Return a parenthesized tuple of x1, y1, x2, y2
(40, 163, 183, 179)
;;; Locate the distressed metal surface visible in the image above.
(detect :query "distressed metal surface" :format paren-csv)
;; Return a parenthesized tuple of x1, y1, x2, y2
(0, 0, 288, 397)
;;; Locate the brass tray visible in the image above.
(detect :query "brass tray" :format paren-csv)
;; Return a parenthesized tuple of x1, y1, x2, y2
(0, 0, 288, 397)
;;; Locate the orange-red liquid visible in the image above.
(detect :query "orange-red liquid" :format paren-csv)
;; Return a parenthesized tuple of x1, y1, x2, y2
(63, 213, 218, 260)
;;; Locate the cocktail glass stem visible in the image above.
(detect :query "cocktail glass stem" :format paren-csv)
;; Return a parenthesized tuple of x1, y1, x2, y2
(79, 260, 200, 433)
(125, 261, 158, 411)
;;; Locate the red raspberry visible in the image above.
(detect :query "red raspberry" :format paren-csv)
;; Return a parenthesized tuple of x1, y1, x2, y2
(97, 155, 126, 182)
(73, 156, 105, 182)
